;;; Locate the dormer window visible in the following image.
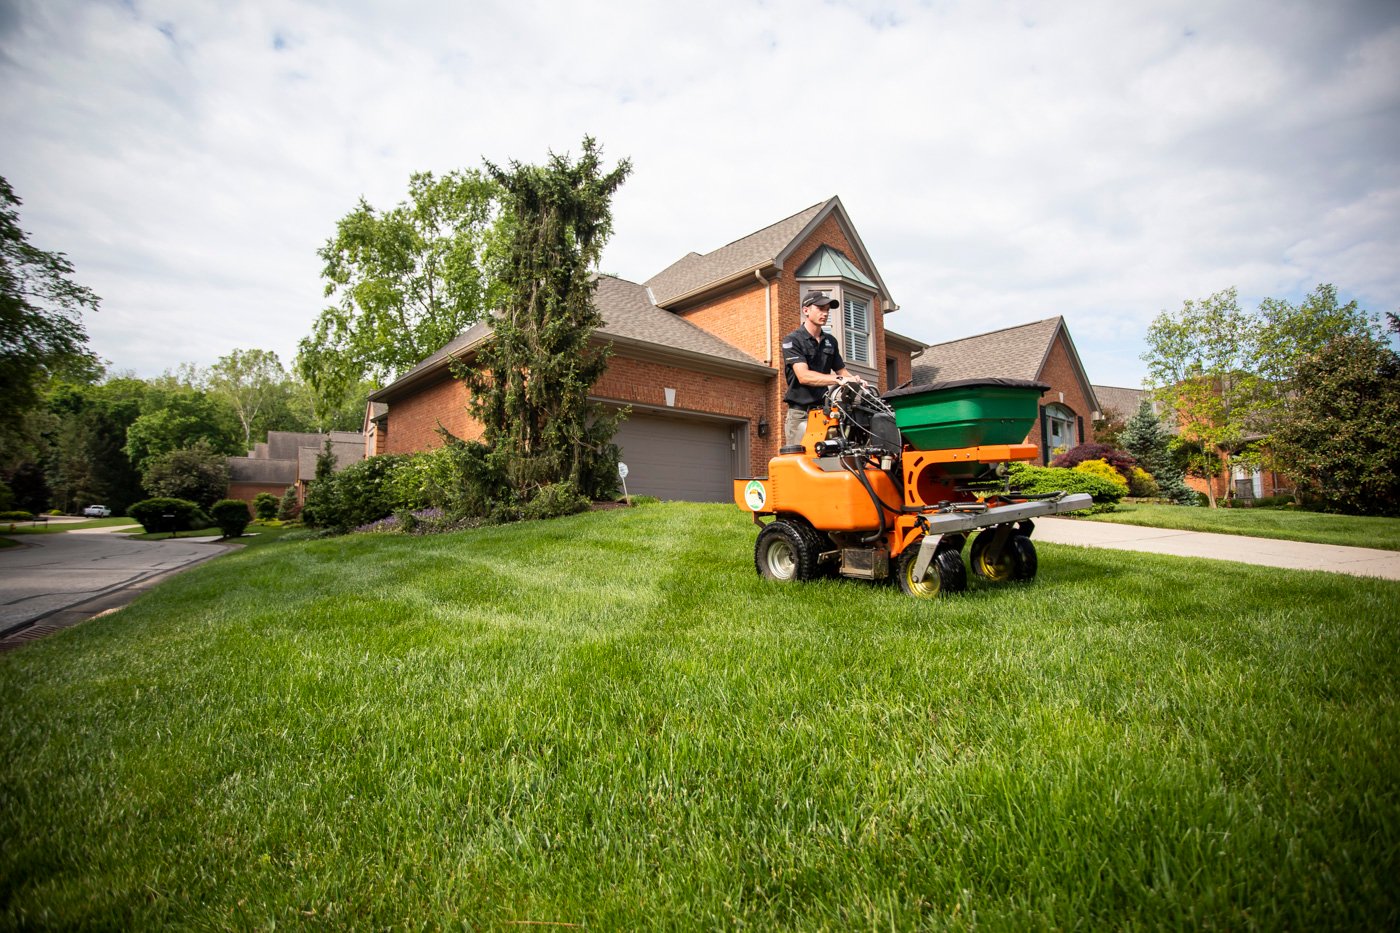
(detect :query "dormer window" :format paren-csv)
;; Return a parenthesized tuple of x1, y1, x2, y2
(795, 245, 879, 374)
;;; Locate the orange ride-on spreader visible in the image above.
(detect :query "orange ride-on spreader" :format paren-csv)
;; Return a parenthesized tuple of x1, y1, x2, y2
(734, 380, 1091, 598)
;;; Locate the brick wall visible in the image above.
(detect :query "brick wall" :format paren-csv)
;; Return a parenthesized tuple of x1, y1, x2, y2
(380, 375, 483, 455)
(227, 482, 291, 507)
(886, 348, 913, 387)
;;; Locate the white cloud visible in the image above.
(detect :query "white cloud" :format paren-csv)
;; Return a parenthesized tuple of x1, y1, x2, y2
(1, 0, 1396, 389)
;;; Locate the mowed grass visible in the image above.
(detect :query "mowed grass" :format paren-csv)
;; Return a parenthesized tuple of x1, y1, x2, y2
(1081, 502, 1400, 550)
(0, 503, 1396, 929)
(0, 516, 136, 536)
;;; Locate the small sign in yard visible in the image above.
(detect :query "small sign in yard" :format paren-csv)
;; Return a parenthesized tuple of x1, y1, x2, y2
(618, 462, 630, 502)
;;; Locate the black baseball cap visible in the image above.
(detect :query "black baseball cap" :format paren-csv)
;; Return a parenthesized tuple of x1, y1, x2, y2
(802, 291, 839, 309)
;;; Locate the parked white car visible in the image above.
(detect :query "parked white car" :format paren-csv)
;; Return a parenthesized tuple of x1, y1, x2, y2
(82, 505, 112, 518)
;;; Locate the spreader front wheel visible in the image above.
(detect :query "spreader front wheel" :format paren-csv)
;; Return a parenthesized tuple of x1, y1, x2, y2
(969, 531, 1037, 582)
(755, 520, 822, 582)
(895, 547, 967, 599)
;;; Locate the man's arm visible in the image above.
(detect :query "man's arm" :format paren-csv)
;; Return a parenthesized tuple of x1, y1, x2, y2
(791, 362, 863, 387)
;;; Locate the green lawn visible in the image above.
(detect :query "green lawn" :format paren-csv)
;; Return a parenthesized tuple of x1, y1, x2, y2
(1, 503, 1395, 929)
(0, 516, 137, 535)
(1082, 502, 1400, 550)
(124, 522, 298, 548)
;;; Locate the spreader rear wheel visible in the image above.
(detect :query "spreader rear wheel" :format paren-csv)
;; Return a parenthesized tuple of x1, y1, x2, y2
(755, 520, 822, 582)
(895, 547, 967, 599)
(969, 531, 1037, 582)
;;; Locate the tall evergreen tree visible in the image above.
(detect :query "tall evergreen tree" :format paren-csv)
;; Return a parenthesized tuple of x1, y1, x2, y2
(1119, 401, 1193, 504)
(462, 137, 631, 501)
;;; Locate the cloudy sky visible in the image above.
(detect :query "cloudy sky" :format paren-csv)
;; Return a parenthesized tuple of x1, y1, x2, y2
(2, 0, 1397, 390)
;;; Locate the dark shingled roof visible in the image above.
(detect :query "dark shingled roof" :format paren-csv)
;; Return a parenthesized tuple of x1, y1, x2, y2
(228, 458, 296, 485)
(1092, 385, 1149, 418)
(370, 275, 769, 401)
(593, 275, 766, 368)
(645, 201, 827, 305)
(911, 318, 1065, 384)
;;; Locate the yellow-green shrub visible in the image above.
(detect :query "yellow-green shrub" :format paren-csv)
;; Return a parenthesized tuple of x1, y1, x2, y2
(1127, 466, 1160, 498)
(1074, 458, 1130, 492)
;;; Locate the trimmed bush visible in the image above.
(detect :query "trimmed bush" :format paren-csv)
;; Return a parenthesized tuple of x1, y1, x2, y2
(1074, 458, 1130, 492)
(1005, 463, 1126, 513)
(1127, 466, 1160, 498)
(127, 498, 206, 534)
(1051, 443, 1137, 476)
(210, 499, 251, 538)
(1, 510, 36, 522)
(252, 492, 279, 521)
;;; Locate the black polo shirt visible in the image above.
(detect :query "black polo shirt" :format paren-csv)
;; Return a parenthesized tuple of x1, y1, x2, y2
(781, 325, 846, 410)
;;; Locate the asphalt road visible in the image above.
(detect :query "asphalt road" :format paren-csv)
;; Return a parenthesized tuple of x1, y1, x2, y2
(0, 529, 225, 646)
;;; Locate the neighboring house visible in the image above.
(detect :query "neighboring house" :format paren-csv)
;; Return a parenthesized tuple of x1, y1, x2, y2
(227, 431, 365, 507)
(1090, 384, 1290, 503)
(910, 317, 1099, 465)
(1092, 385, 1155, 424)
(367, 197, 927, 502)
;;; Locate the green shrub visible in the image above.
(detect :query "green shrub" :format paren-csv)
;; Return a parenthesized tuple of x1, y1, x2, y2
(210, 499, 251, 538)
(1, 510, 36, 522)
(522, 482, 590, 521)
(302, 454, 414, 531)
(252, 492, 279, 521)
(127, 498, 206, 534)
(1074, 458, 1130, 492)
(1126, 466, 1160, 498)
(277, 486, 300, 521)
(1005, 463, 1126, 513)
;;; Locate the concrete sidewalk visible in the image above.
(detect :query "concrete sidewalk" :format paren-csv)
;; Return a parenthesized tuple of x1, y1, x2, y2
(1033, 517, 1400, 581)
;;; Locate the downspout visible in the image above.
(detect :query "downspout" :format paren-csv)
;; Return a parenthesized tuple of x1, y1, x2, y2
(755, 269, 772, 364)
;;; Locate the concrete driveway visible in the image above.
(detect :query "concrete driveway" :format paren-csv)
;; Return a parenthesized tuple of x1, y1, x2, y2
(0, 530, 226, 646)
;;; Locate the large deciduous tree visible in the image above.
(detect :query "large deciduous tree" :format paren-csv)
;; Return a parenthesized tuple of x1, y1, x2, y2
(1269, 327, 1400, 516)
(1, 177, 101, 467)
(1142, 288, 1262, 507)
(462, 137, 631, 503)
(296, 170, 498, 421)
(123, 386, 242, 472)
(204, 348, 323, 446)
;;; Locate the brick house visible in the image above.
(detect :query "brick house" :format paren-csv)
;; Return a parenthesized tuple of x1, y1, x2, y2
(366, 197, 927, 502)
(910, 317, 1100, 465)
(227, 430, 365, 508)
(1090, 384, 1290, 503)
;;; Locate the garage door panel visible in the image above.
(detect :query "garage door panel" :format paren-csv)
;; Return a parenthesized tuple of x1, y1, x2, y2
(613, 413, 737, 503)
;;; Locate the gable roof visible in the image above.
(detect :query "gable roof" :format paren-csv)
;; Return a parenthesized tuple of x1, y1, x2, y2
(370, 274, 771, 402)
(644, 196, 897, 311)
(645, 202, 825, 305)
(912, 316, 1099, 412)
(794, 245, 877, 288)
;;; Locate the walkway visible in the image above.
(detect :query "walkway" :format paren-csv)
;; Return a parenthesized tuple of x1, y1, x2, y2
(1033, 517, 1400, 581)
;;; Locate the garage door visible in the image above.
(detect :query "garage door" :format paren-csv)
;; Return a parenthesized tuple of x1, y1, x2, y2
(612, 412, 739, 502)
